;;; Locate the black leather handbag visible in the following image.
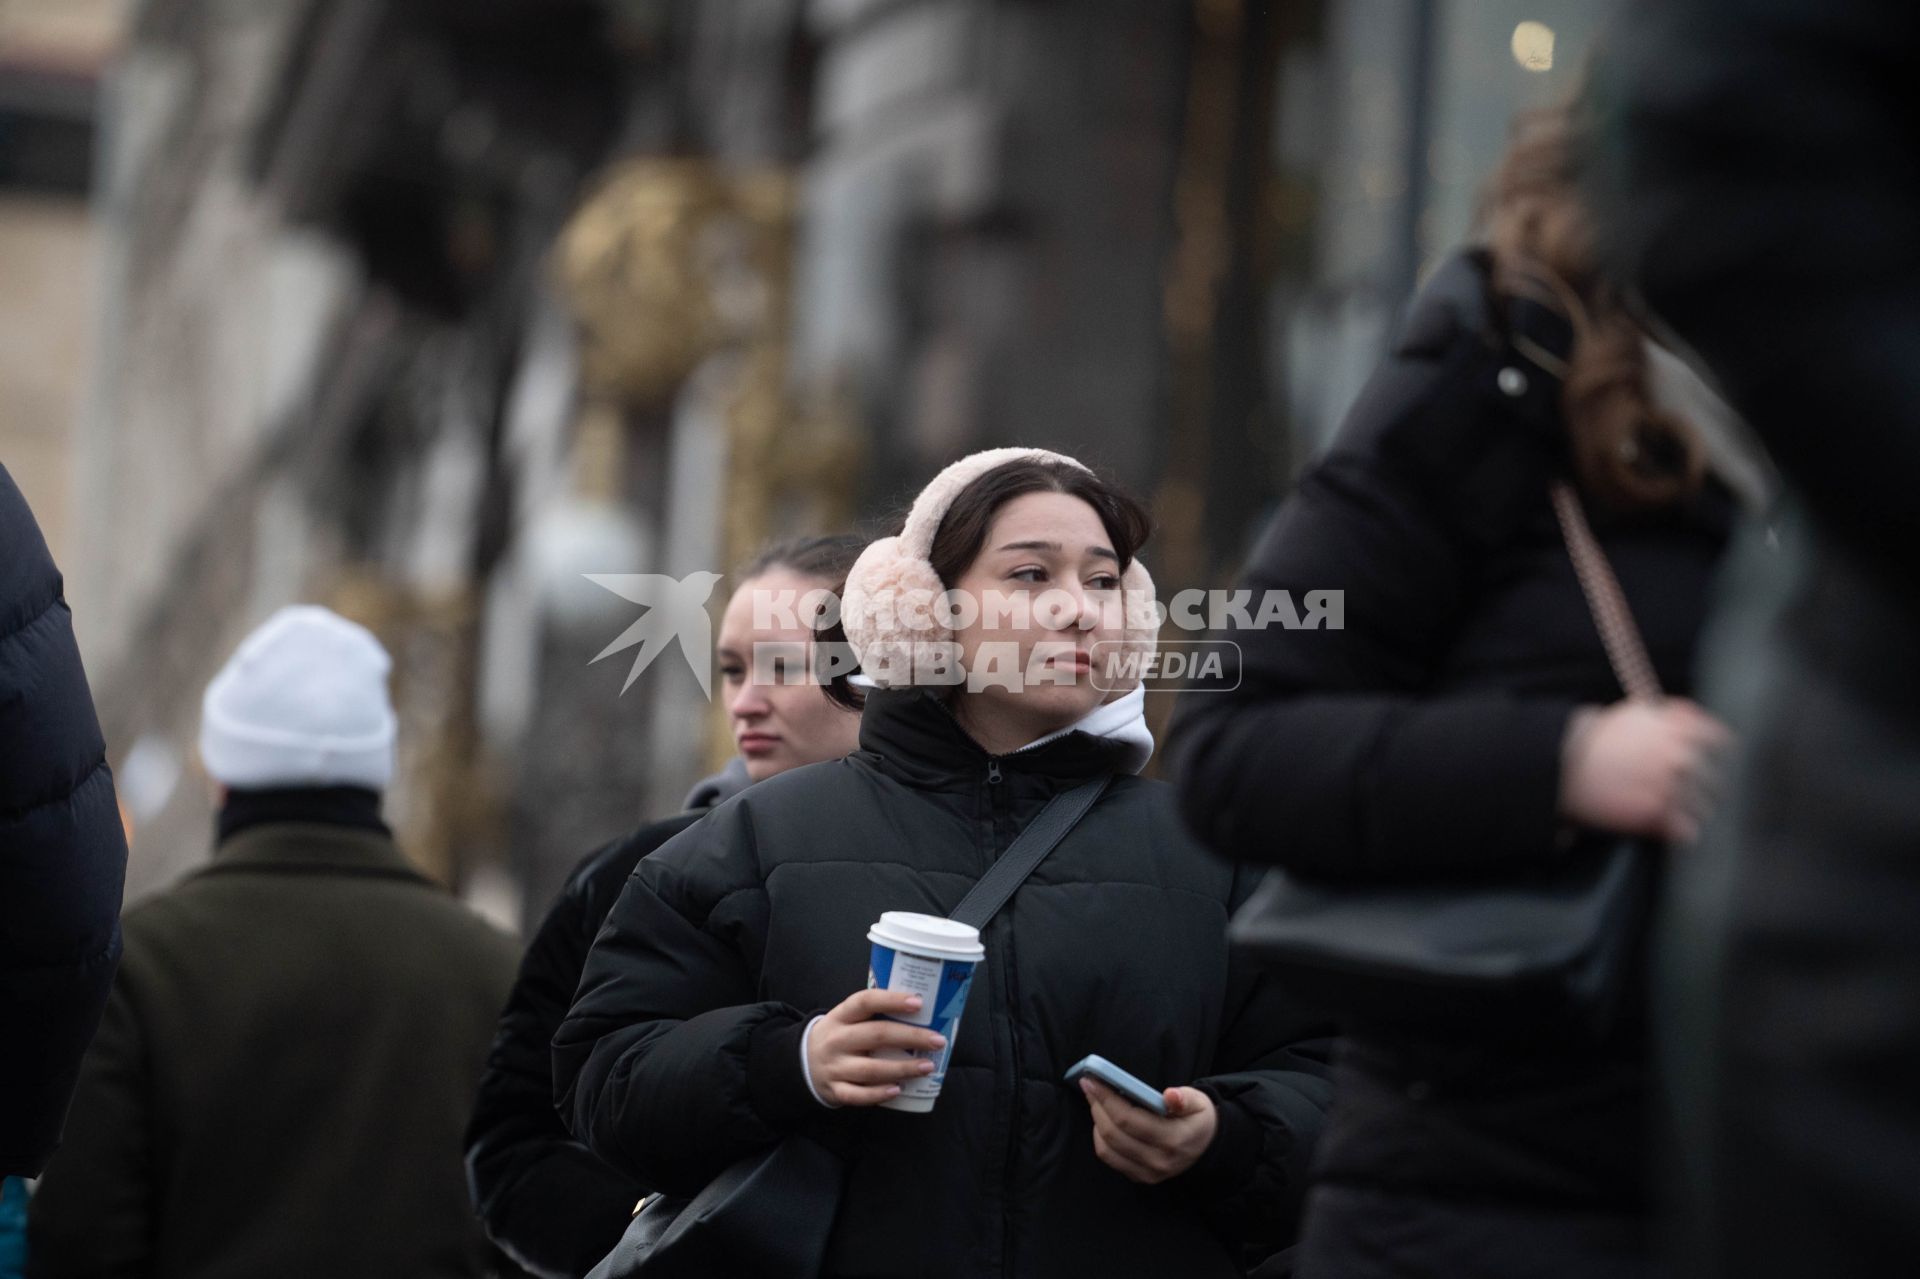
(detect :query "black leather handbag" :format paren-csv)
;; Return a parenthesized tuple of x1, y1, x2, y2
(587, 776, 1111, 1279)
(1229, 482, 1662, 1039)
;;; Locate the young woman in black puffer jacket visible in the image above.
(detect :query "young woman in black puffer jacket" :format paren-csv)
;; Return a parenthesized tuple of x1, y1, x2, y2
(1170, 100, 1743, 1278)
(556, 449, 1333, 1279)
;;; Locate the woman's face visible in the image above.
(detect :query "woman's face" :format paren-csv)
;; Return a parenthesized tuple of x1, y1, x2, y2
(718, 570, 864, 782)
(948, 491, 1125, 749)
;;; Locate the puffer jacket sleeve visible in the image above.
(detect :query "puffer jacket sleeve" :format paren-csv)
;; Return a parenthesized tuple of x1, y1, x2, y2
(1167, 363, 1578, 880)
(464, 836, 649, 1278)
(0, 465, 128, 1177)
(1179, 864, 1335, 1258)
(553, 799, 823, 1196)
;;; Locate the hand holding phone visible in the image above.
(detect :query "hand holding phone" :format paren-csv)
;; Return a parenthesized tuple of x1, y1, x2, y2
(1070, 1055, 1219, 1185)
(1063, 1054, 1169, 1116)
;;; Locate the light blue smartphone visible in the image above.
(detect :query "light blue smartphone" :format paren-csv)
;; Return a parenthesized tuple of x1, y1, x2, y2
(1064, 1054, 1169, 1116)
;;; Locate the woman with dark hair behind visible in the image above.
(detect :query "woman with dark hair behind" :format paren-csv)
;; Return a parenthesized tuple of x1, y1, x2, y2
(1169, 96, 1741, 1277)
(465, 535, 867, 1278)
(555, 448, 1332, 1278)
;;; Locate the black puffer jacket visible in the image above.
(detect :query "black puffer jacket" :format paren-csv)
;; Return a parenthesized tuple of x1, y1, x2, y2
(0, 465, 128, 1177)
(1169, 252, 1733, 1278)
(555, 687, 1334, 1279)
(465, 810, 703, 1278)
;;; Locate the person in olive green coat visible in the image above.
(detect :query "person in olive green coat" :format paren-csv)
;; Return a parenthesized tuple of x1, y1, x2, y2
(29, 607, 520, 1279)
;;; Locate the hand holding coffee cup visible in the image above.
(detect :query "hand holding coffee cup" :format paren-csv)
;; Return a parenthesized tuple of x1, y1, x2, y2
(806, 989, 951, 1107)
(862, 913, 984, 1111)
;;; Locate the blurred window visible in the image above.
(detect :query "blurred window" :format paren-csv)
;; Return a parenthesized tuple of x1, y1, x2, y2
(1268, 0, 1616, 459)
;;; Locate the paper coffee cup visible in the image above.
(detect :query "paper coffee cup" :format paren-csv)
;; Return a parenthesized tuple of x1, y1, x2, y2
(866, 911, 985, 1113)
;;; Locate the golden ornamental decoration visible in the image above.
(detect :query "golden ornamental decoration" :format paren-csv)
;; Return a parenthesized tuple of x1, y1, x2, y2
(553, 158, 735, 404)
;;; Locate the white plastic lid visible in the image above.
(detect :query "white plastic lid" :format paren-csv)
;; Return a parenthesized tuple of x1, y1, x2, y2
(867, 911, 985, 962)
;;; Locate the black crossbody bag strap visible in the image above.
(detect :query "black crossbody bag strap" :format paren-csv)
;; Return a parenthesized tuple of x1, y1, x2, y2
(949, 775, 1111, 931)
(590, 773, 1114, 1279)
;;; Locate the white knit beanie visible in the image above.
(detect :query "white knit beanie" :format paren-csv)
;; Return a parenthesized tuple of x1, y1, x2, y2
(199, 605, 397, 791)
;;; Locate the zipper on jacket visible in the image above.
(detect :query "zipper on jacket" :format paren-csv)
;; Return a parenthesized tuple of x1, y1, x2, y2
(979, 752, 1012, 1275)
(998, 933, 1025, 1278)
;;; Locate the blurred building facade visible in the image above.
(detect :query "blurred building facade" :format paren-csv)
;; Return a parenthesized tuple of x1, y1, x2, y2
(29, 0, 1607, 924)
(0, 0, 119, 560)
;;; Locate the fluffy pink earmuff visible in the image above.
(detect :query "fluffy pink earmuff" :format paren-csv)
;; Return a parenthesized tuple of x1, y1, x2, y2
(840, 447, 1159, 689)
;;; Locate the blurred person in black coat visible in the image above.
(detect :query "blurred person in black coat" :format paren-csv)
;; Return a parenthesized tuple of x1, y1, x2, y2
(0, 464, 127, 1179)
(1170, 99, 1743, 1278)
(463, 535, 865, 1278)
(1593, 0, 1920, 1271)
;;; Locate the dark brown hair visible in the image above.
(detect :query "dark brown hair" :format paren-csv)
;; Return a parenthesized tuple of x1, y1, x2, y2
(736, 534, 866, 594)
(1480, 96, 1703, 510)
(735, 533, 867, 710)
(926, 458, 1152, 588)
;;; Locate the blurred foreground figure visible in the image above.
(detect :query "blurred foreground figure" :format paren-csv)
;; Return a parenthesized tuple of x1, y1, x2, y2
(1171, 94, 1738, 1277)
(0, 465, 127, 1178)
(29, 607, 518, 1278)
(1596, 1, 1920, 1272)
